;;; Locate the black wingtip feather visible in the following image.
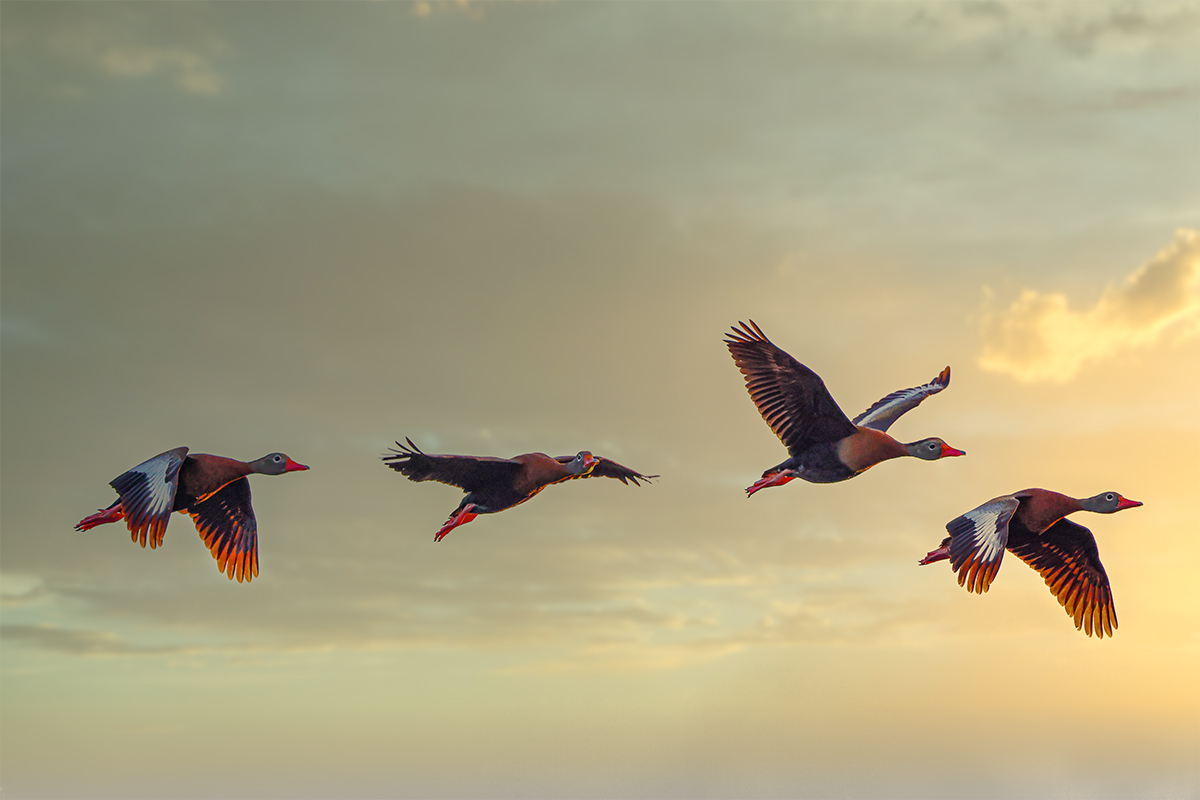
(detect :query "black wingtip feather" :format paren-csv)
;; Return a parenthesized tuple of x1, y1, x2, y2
(383, 438, 425, 465)
(725, 319, 771, 346)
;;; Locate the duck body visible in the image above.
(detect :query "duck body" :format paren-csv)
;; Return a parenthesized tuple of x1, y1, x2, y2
(762, 426, 925, 484)
(75, 447, 309, 582)
(450, 452, 580, 515)
(920, 488, 1142, 637)
(383, 439, 656, 541)
(170, 454, 251, 509)
(759, 443, 856, 485)
(724, 320, 964, 495)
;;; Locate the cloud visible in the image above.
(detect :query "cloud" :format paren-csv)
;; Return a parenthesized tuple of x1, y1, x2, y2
(4, 493, 931, 669)
(1053, 4, 1200, 57)
(0, 623, 196, 656)
(97, 44, 224, 95)
(903, 2, 1200, 61)
(411, 0, 488, 20)
(979, 229, 1200, 382)
(0, 573, 50, 606)
(1, 4, 228, 97)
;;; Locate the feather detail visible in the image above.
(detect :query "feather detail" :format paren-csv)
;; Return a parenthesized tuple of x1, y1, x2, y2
(946, 495, 1019, 594)
(852, 366, 951, 433)
(188, 477, 259, 583)
(109, 446, 189, 548)
(1007, 517, 1117, 639)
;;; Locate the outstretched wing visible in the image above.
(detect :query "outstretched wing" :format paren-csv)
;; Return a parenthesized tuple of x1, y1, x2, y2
(554, 455, 658, 486)
(1007, 517, 1117, 638)
(110, 446, 189, 548)
(724, 320, 857, 456)
(382, 438, 524, 493)
(188, 477, 259, 584)
(852, 366, 951, 432)
(946, 494, 1020, 594)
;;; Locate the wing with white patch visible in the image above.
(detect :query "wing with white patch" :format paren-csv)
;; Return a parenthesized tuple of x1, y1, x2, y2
(110, 446, 189, 549)
(852, 367, 951, 432)
(946, 494, 1019, 594)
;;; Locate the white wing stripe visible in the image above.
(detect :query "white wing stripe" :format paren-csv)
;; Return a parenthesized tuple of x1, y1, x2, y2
(110, 447, 186, 540)
(962, 503, 1009, 564)
(946, 495, 1019, 593)
(852, 367, 950, 432)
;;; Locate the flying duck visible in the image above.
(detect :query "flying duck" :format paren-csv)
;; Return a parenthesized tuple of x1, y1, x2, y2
(75, 447, 309, 582)
(919, 488, 1142, 637)
(383, 438, 656, 541)
(725, 320, 964, 495)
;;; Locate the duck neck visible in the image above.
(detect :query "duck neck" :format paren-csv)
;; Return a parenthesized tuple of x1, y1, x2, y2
(836, 428, 906, 473)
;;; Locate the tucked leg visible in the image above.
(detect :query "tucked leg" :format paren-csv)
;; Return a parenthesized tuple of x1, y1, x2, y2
(918, 545, 951, 565)
(746, 471, 796, 497)
(75, 501, 125, 532)
(434, 503, 479, 542)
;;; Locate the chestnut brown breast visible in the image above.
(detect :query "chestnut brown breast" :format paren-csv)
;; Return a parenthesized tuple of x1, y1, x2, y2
(835, 428, 908, 474)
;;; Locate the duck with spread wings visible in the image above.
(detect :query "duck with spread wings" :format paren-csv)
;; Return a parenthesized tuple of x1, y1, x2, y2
(383, 439, 656, 541)
(725, 320, 965, 495)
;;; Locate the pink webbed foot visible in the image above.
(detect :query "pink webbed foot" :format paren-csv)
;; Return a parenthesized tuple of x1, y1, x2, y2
(75, 504, 125, 532)
(919, 545, 950, 566)
(746, 471, 796, 497)
(434, 504, 479, 542)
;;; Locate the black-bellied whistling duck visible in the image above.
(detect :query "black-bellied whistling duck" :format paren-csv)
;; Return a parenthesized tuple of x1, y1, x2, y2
(725, 320, 965, 495)
(919, 488, 1142, 638)
(382, 438, 656, 541)
(75, 447, 309, 583)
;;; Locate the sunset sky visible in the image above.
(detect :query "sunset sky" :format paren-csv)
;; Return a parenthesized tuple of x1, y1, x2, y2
(2, 2, 1198, 798)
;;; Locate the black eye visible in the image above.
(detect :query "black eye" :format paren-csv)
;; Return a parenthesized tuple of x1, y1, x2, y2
(275, 456, 282, 462)
(1106, 493, 1114, 501)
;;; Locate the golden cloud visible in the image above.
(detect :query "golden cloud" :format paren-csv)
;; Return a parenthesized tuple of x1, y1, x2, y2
(979, 229, 1200, 382)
